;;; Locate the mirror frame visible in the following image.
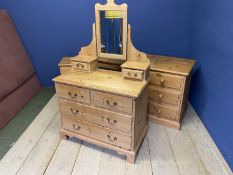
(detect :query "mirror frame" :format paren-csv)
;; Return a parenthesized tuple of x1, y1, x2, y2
(95, 0, 128, 60)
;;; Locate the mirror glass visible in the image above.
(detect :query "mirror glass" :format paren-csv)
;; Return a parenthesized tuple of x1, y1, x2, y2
(100, 11, 123, 55)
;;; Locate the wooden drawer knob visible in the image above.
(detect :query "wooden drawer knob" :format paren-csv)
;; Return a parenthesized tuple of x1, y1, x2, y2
(107, 135, 117, 142)
(153, 106, 162, 114)
(160, 79, 165, 86)
(158, 94, 163, 99)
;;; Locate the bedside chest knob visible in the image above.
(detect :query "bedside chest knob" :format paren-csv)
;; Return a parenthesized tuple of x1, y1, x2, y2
(160, 79, 165, 86)
(157, 109, 161, 114)
(158, 94, 163, 99)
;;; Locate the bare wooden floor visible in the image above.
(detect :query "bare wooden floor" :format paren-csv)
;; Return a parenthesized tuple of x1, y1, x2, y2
(0, 95, 232, 175)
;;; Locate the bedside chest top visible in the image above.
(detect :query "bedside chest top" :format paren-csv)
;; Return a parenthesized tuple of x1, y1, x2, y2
(53, 69, 148, 98)
(148, 55, 196, 76)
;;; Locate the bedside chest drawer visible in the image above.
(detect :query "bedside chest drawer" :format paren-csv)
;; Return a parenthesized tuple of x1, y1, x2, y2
(92, 91, 133, 115)
(62, 117, 132, 150)
(122, 68, 143, 80)
(55, 84, 91, 104)
(149, 86, 182, 106)
(148, 101, 178, 120)
(150, 72, 185, 90)
(72, 61, 88, 71)
(59, 99, 132, 134)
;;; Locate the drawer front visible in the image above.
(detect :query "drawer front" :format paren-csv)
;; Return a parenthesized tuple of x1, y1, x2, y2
(62, 117, 131, 150)
(59, 99, 132, 134)
(122, 68, 143, 80)
(149, 86, 182, 106)
(92, 91, 133, 115)
(72, 61, 88, 71)
(55, 84, 90, 104)
(148, 101, 178, 120)
(150, 71, 185, 90)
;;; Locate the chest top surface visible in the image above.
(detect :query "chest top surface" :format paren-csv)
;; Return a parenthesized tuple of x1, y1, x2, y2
(53, 69, 148, 98)
(148, 55, 195, 76)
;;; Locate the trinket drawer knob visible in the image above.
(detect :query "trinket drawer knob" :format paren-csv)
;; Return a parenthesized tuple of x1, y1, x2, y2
(77, 63, 84, 68)
(73, 124, 81, 130)
(107, 135, 117, 142)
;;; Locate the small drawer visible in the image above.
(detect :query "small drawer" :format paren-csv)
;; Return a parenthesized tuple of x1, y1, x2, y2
(122, 68, 143, 81)
(150, 71, 185, 90)
(92, 91, 133, 115)
(72, 61, 88, 71)
(59, 99, 132, 134)
(55, 83, 90, 104)
(62, 117, 132, 150)
(149, 86, 182, 106)
(148, 100, 178, 120)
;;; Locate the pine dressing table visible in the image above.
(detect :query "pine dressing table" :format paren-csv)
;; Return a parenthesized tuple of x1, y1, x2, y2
(53, 0, 150, 163)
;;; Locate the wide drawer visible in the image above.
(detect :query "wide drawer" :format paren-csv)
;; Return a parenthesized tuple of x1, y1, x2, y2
(59, 99, 132, 134)
(150, 71, 185, 90)
(92, 91, 133, 115)
(148, 100, 179, 120)
(122, 68, 144, 81)
(149, 86, 182, 106)
(55, 83, 90, 104)
(62, 117, 132, 150)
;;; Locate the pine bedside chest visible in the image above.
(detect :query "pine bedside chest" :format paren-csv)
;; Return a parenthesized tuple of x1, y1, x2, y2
(148, 55, 195, 129)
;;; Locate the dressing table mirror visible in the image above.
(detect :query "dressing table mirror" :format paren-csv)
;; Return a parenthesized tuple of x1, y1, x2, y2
(53, 0, 150, 163)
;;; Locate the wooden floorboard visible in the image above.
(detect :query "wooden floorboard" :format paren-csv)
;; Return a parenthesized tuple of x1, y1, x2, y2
(17, 112, 61, 175)
(44, 138, 82, 175)
(0, 95, 58, 175)
(72, 142, 102, 175)
(125, 137, 152, 175)
(0, 99, 232, 175)
(183, 105, 231, 175)
(148, 123, 180, 175)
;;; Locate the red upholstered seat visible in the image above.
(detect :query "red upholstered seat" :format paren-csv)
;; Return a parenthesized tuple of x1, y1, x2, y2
(0, 10, 35, 100)
(0, 10, 41, 129)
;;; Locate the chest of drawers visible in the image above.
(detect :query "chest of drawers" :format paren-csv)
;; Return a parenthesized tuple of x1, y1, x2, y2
(148, 55, 195, 129)
(58, 54, 195, 129)
(53, 69, 148, 163)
